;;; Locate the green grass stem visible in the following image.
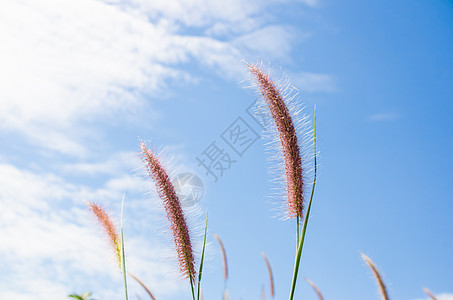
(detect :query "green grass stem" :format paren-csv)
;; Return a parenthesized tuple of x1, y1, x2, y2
(288, 106, 317, 300)
(120, 194, 129, 300)
(190, 276, 195, 300)
(197, 209, 208, 300)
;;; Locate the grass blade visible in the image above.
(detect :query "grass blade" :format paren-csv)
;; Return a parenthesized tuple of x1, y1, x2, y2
(190, 276, 195, 300)
(197, 209, 208, 300)
(120, 194, 129, 300)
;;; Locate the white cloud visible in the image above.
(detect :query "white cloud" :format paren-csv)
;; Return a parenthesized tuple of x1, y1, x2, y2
(124, 0, 262, 27)
(0, 279, 70, 300)
(0, 163, 113, 299)
(1, 0, 169, 155)
(0, 161, 187, 299)
(298, 0, 319, 6)
(0, 0, 314, 156)
(233, 25, 298, 60)
(0, 1, 327, 298)
(436, 294, 453, 300)
(292, 71, 336, 93)
(368, 112, 401, 122)
(61, 151, 140, 176)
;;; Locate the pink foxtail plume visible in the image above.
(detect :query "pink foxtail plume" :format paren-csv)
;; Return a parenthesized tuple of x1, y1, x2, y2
(247, 63, 304, 218)
(88, 202, 121, 266)
(140, 142, 195, 279)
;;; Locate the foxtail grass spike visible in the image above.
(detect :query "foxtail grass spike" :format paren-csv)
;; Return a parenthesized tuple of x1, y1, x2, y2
(87, 202, 121, 267)
(247, 63, 304, 219)
(261, 252, 275, 298)
(128, 272, 157, 300)
(423, 288, 438, 300)
(361, 253, 389, 300)
(213, 233, 228, 281)
(88, 198, 128, 300)
(140, 142, 195, 280)
(305, 278, 324, 300)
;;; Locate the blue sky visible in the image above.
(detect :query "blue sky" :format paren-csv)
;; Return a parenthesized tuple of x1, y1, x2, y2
(0, 0, 452, 299)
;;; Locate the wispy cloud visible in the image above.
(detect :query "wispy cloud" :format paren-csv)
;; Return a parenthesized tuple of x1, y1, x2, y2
(292, 71, 336, 93)
(233, 26, 298, 60)
(60, 151, 140, 176)
(368, 112, 401, 122)
(0, 0, 324, 298)
(0, 160, 184, 299)
(125, 0, 262, 27)
(0, 0, 316, 157)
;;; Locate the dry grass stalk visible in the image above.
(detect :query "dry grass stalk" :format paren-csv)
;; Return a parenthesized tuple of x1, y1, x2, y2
(423, 287, 438, 300)
(361, 253, 390, 300)
(261, 252, 275, 298)
(128, 272, 157, 300)
(213, 233, 228, 281)
(305, 278, 324, 300)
